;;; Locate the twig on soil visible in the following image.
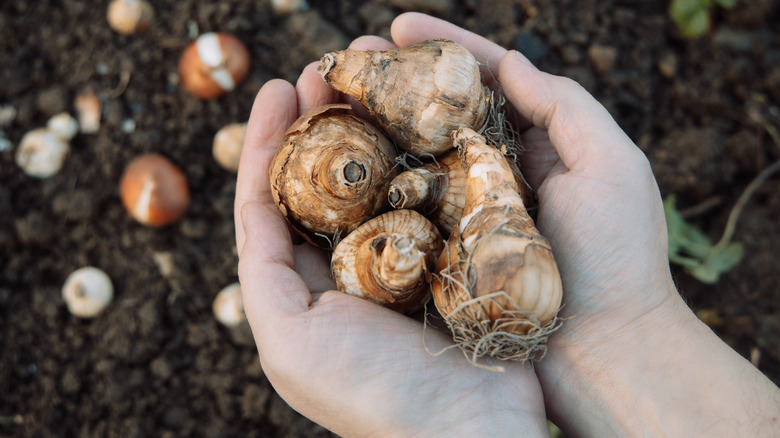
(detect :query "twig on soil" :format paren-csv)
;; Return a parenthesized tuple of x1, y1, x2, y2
(710, 115, 780, 256)
(108, 71, 131, 99)
(679, 196, 723, 219)
(711, 159, 780, 255)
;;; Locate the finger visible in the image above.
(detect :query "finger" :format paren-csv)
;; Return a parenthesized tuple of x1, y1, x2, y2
(234, 79, 298, 254)
(294, 243, 336, 293)
(238, 201, 311, 319)
(498, 50, 637, 173)
(390, 12, 507, 87)
(518, 127, 562, 190)
(296, 61, 340, 115)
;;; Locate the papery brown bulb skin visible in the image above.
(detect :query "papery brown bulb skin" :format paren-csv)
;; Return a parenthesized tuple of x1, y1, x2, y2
(179, 32, 250, 99)
(432, 128, 562, 339)
(388, 150, 535, 237)
(388, 150, 465, 236)
(120, 153, 190, 227)
(331, 209, 444, 313)
(319, 39, 489, 156)
(270, 104, 399, 248)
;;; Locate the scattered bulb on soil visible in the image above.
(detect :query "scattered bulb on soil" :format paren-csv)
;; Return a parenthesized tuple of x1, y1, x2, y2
(107, 0, 154, 35)
(75, 90, 102, 134)
(15, 113, 78, 178)
(119, 153, 190, 226)
(46, 113, 79, 141)
(272, 0, 309, 14)
(212, 122, 246, 172)
(179, 32, 250, 99)
(0, 104, 17, 127)
(121, 118, 136, 134)
(62, 266, 114, 318)
(213, 283, 246, 327)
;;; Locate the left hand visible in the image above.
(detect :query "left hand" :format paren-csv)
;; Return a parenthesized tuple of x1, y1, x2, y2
(234, 37, 550, 438)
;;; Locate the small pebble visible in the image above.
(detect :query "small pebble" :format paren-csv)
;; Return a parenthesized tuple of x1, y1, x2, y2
(588, 45, 618, 73)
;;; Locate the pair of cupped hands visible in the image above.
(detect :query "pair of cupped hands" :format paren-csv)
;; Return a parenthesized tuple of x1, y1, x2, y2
(235, 13, 779, 438)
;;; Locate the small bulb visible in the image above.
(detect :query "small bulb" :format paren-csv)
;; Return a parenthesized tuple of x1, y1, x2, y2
(272, 0, 309, 14)
(62, 267, 114, 318)
(212, 122, 246, 172)
(107, 0, 154, 35)
(213, 283, 246, 327)
(119, 153, 190, 226)
(179, 32, 251, 99)
(75, 91, 102, 134)
(15, 128, 70, 178)
(46, 112, 79, 141)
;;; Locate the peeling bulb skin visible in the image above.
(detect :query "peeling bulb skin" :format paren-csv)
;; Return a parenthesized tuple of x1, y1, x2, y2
(331, 209, 444, 313)
(388, 150, 465, 236)
(319, 39, 490, 156)
(388, 149, 531, 237)
(432, 128, 563, 362)
(62, 267, 114, 318)
(269, 104, 399, 248)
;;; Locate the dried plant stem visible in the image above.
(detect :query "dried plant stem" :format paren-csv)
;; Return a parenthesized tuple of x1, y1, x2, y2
(712, 158, 780, 254)
(108, 70, 131, 98)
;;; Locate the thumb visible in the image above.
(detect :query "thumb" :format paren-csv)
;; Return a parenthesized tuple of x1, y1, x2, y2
(237, 201, 311, 321)
(498, 50, 637, 173)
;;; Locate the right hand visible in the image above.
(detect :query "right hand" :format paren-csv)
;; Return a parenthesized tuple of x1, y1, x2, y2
(392, 12, 780, 437)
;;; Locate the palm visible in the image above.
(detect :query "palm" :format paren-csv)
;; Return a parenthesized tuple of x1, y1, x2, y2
(272, 235, 548, 432)
(235, 52, 548, 434)
(518, 124, 674, 343)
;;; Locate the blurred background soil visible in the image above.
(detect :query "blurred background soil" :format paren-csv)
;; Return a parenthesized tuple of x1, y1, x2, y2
(1, 0, 779, 436)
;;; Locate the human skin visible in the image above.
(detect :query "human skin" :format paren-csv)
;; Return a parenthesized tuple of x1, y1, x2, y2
(234, 26, 549, 438)
(235, 12, 780, 437)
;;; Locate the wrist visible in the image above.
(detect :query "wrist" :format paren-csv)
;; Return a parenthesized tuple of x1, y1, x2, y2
(539, 288, 780, 437)
(399, 370, 551, 438)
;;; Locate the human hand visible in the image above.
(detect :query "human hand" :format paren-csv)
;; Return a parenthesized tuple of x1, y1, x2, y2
(234, 37, 550, 438)
(391, 12, 780, 437)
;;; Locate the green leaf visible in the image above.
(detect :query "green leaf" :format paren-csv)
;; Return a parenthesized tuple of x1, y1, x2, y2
(714, 0, 737, 8)
(665, 195, 713, 259)
(688, 264, 719, 284)
(682, 9, 711, 38)
(670, 0, 706, 18)
(664, 195, 743, 284)
(669, 0, 712, 38)
(707, 242, 744, 273)
(664, 196, 685, 254)
(686, 243, 744, 284)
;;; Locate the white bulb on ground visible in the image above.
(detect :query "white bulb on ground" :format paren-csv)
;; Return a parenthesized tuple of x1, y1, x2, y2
(213, 283, 246, 327)
(212, 123, 246, 172)
(15, 128, 70, 178)
(62, 267, 114, 318)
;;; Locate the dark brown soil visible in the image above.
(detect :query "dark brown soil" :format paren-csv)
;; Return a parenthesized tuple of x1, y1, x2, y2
(2, 1, 779, 436)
